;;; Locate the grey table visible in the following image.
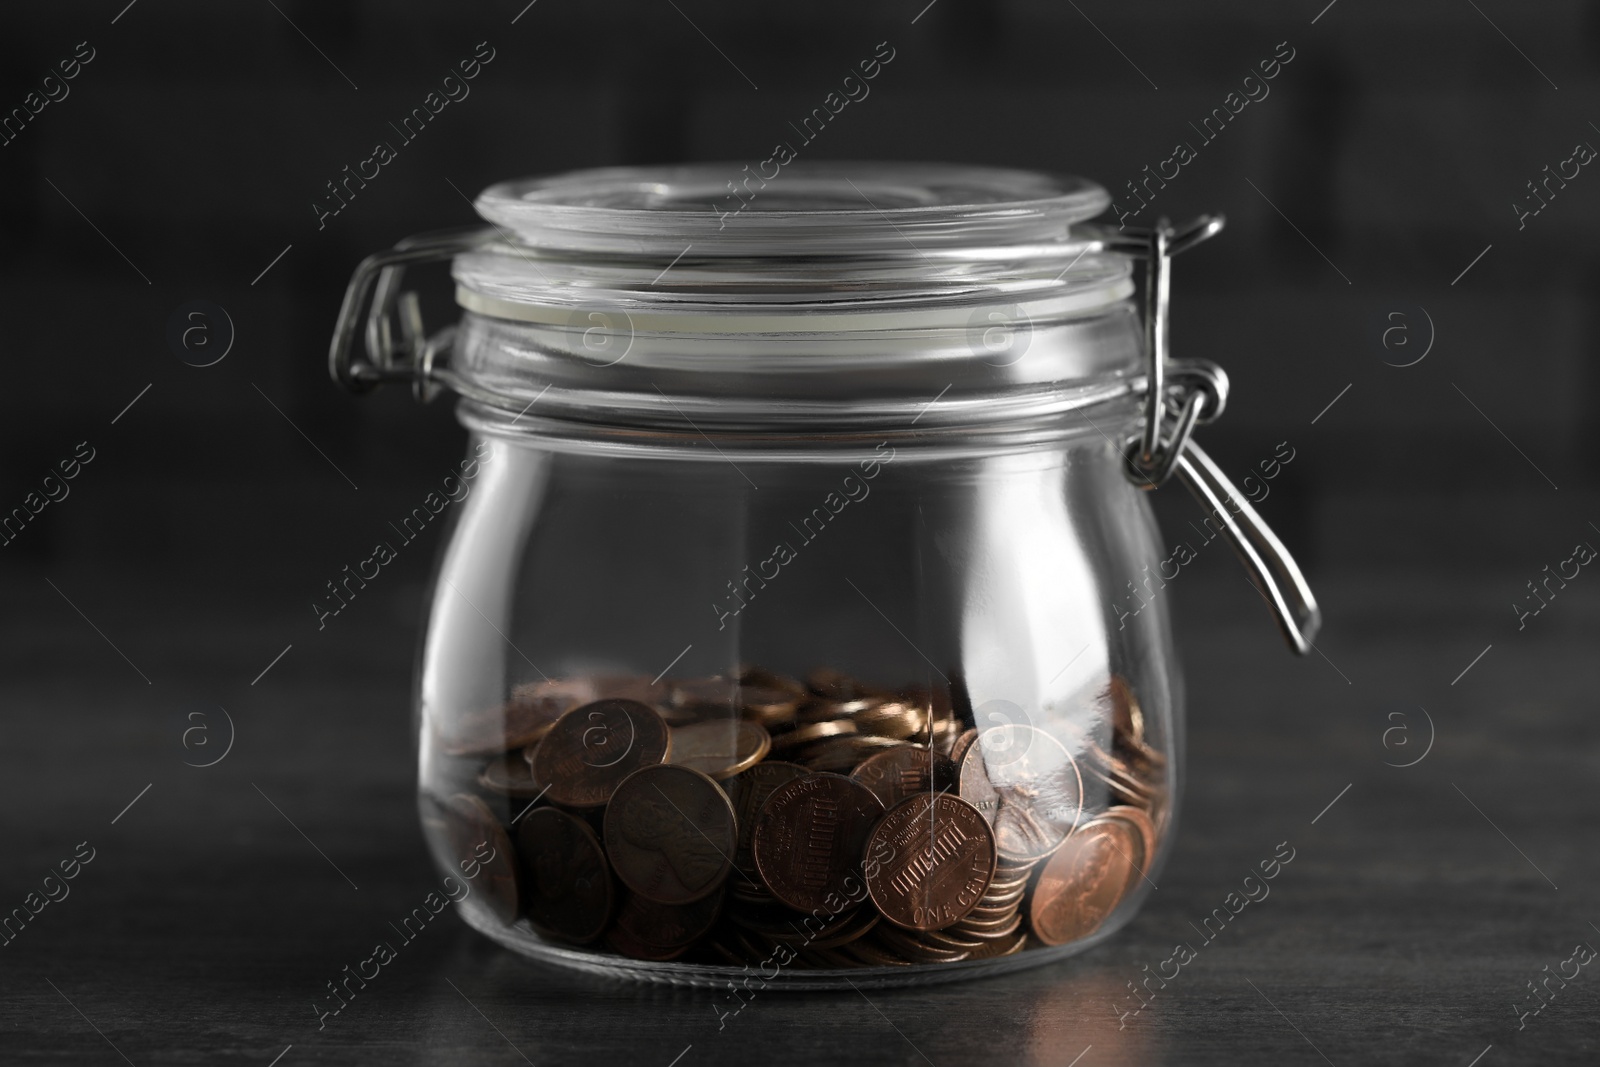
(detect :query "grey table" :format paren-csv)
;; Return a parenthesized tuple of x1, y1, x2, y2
(2, 555, 1595, 1066)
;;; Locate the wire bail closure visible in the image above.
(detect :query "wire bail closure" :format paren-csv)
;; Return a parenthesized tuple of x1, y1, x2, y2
(1089, 213, 1321, 655)
(328, 226, 496, 404)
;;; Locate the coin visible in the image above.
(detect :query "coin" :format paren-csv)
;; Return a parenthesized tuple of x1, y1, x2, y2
(767, 718, 858, 752)
(668, 719, 771, 780)
(899, 684, 950, 743)
(866, 793, 995, 932)
(1085, 759, 1158, 811)
(796, 695, 885, 723)
(607, 888, 724, 960)
(959, 724, 1084, 863)
(668, 676, 737, 712)
(753, 773, 885, 915)
(952, 910, 1023, 939)
(964, 930, 1027, 959)
(872, 924, 970, 963)
(739, 685, 804, 728)
(514, 807, 612, 943)
(440, 677, 598, 757)
(727, 761, 810, 887)
(948, 728, 979, 768)
(603, 764, 735, 905)
(735, 901, 880, 950)
(850, 746, 959, 808)
(1028, 810, 1147, 946)
(796, 734, 904, 773)
(443, 793, 519, 926)
(1103, 804, 1158, 872)
(853, 699, 927, 740)
(739, 665, 808, 696)
(530, 699, 670, 809)
(919, 926, 985, 951)
(477, 752, 544, 797)
(1108, 674, 1144, 743)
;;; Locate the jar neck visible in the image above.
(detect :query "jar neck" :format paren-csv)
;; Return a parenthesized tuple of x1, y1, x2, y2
(446, 283, 1146, 454)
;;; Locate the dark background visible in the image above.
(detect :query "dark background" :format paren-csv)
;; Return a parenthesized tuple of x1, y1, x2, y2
(2, 2, 1598, 1064)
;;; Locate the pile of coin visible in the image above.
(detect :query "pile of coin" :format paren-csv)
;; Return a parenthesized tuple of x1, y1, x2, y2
(426, 665, 1168, 968)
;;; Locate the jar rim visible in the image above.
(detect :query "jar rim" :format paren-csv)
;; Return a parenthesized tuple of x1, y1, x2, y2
(474, 162, 1111, 258)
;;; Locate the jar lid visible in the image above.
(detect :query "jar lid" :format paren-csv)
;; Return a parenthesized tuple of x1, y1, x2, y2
(455, 163, 1129, 329)
(437, 162, 1143, 449)
(474, 162, 1111, 258)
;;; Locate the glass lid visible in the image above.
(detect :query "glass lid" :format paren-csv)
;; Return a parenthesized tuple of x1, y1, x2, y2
(473, 162, 1111, 257)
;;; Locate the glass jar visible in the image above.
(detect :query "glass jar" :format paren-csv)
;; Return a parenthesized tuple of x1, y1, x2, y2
(329, 163, 1318, 988)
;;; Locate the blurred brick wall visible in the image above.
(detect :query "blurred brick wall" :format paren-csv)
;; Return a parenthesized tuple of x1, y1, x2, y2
(0, 0, 1593, 576)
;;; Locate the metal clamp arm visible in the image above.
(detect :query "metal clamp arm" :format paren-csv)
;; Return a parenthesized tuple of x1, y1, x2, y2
(1175, 439, 1322, 654)
(328, 226, 496, 399)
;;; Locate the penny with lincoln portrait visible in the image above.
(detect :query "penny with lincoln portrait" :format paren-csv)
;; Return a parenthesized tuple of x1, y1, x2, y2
(531, 699, 670, 809)
(958, 724, 1083, 864)
(1028, 808, 1148, 946)
(603, 764, 736, 905)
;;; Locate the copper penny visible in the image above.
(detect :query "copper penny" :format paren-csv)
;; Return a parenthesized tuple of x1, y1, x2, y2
(965, 930, 1027, 959)
(850, 746, 959, 809)
(948, 728, 979, 768)
(1104, 804, 1158, 871)
(753, 773, 885, 915)
(727, 761, 810, 886)
(1028, 810, 1147, 946)
(768, 719, 858, 753)
(872, 924, 970, 963)
(739, 665, 808, 696)
(796, 694, 885, 723)
(606, 888, 724, 960)
(1108, 674, 1144, 744)
(853, 700, 928, 740)
(953, 911, 1024, 940)
(919, 926, 985, 951)
(477, 752, 544, 797)
(738, 684, 804, 728)
(959, 724, 1083, 863)
(797, 735, 904, 774)
(514, 807, 612, 943)
(865, 793, 995, 932)
(439, 677, 598, 757)
(443, 793, 519, 926)
(530, 699, 670, 809)
(603, 765, 736, 904)
(667, 719, 771, 780)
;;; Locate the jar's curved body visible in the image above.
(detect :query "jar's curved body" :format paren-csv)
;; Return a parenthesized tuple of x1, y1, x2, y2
(330, 163, 1313, 989)
(415, 360, 1184, 987)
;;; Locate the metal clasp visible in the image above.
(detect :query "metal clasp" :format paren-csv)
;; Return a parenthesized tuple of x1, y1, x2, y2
(328, 226, 496, 402)
(1095, 214, 1228, 484)
(1174, 440, 1322, 654)
(1090, 214, 1321, 654)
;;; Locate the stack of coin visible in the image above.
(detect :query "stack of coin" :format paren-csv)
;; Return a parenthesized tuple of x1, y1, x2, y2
(428, 667, 1169, 969)
(1083, 675, 1168, 833)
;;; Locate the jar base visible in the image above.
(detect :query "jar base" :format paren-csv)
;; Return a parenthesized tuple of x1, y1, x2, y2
(458, 903, 1137, 990)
